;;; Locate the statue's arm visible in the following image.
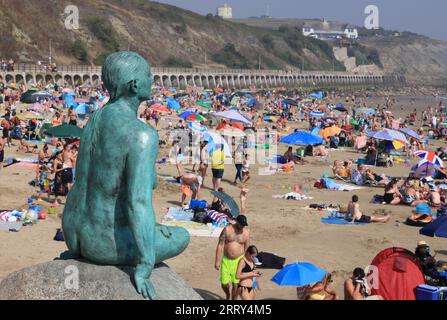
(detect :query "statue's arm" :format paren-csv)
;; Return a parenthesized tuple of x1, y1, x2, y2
(126, 127, 159, 299)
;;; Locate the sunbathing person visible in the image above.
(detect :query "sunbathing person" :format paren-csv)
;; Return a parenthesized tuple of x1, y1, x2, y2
(383, 179, 402, 205)
(402, 180, 426, 206)
(349, 195, 390, 224)
(332, 160, 350, 179)
(358, 165, 390, 186)
(313, 144, 329, 157)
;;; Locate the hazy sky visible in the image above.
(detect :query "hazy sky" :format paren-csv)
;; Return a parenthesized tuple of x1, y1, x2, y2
(156, 0, 447, 41)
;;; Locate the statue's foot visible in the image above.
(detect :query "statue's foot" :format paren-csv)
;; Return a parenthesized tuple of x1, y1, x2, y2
(155, 224, 190, 263)
(57, 250, 81, 261)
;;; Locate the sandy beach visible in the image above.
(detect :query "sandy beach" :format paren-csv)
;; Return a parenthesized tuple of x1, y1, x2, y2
(1, 94, 446, 300)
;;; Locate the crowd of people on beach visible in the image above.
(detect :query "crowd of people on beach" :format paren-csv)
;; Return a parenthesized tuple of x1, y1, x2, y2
(1, 74, 447, 301)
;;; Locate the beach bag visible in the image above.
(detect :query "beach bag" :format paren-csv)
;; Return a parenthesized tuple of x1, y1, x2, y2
(192, 208, 210, 224)
(53, 228, 64, 241)
(256, 252, 286, 270)
(190, 199, 207, 210)
(405, 214, 433, 227)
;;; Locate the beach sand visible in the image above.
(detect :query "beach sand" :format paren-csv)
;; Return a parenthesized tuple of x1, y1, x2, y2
(1, 95, 446, 300)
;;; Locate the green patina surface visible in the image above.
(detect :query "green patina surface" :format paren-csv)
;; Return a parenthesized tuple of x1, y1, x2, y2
(62, 51, 190, 299)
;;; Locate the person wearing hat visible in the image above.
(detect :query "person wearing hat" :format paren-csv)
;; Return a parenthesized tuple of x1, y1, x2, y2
(415, 241, 437, 279)
(215, 214, 250, 300)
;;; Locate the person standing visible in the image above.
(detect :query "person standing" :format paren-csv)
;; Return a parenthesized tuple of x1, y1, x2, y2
(215, 215, 250, 300)
(233, 138, 244, 185)
(0, 137, 5, 171)
(199, 140, 209, 186)
(211, 144, 225, 191)
(1, 114, 11, 147)
(236, 245, 262, 300)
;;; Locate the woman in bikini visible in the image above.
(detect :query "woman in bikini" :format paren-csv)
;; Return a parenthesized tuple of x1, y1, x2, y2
(305, 274, 339, 300)
(383, 179, 402, 205)
(236, 245, 262, 300)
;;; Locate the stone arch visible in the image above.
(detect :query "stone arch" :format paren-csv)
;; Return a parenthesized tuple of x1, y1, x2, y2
(5, 74, 14, 83)
(73, 74, 82, 86)
(179, 75, 187, 90)
(55, 74, 63, 86)
(82, 75, 91, 84)
(193, 75, 201, 87)
(208, 76, 215, 88)
(92, 74, 100, 86)
(64, 75, 73, 86)
(162, 75, 170, 87)
(15, 74, 24, 84)
(153, 75, 161, 87)
(26, 74, 34, 85)
(35, 74, 44, 84)
(186, 75, 194, 87)
(45, 74, 54, 84)
(170, 75, 178, 88)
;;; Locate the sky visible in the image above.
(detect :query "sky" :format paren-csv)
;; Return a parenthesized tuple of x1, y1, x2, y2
(155, 0, 447, 41)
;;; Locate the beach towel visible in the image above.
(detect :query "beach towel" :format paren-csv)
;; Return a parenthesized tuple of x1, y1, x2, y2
(0, 221, 23, 232)
(322, 178, 364, 191)
(164, 207, 194, 221)
(207, 210, 229, 226)
(321, 217, 365, 225)
(161, 220, 223, 238)
(272, 192, 313, 201)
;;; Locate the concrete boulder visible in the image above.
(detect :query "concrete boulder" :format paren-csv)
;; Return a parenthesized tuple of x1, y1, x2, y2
(0, 259, 203, 300)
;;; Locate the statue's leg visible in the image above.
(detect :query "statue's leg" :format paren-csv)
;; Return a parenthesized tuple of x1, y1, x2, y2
(61, 221, 81, 258)
(154, 224, 190, 263)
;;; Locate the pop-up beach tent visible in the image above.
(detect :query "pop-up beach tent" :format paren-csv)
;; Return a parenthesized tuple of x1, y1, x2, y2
(370, 247, 425, 300)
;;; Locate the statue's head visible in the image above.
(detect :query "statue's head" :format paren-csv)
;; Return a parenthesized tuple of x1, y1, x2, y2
(102, 51, 152, 102)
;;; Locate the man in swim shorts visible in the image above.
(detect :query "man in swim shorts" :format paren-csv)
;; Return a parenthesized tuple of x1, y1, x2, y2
(215, 215, 250, 300)
(348, 195, 390, 224)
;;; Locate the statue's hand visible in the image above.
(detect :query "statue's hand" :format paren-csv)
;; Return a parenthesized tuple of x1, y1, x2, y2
(135, 264, 156, 300)
(160, 224, 172, 238)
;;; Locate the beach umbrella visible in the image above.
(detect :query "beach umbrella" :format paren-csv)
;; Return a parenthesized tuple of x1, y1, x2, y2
(283, 98, 299, 106)
(165, 97, 181, 111)
(196, 100, 212, 109)
(414, 150, 443, 168)
(279, 131, 323, 146)
(44, 124, 83, 139)
(214, 110, 252, 125)
(399, 128, 421, 141)
(203, 131, 231, 158)
(310, 92, 324, 100)
(188, 122, 208, 134)
(420, 215, 447, 238)
(369, 129, 409, 145)
(186, 113, 207, 122)
(318, 126, 342, 140)
(151, 105, 171, 113)
(179, 110, 196, 119)
(335, 102, 347, 112)
(271, 262, 327, 287)
(211, 190, 240, 218)
(309, 111, 325, 118)
(411, 162, 436, 178)
(218, 127, 246, 138)
(32, 91, 52, 97)
(75, 103, 91, 115)
(18, 112, 45, 120)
